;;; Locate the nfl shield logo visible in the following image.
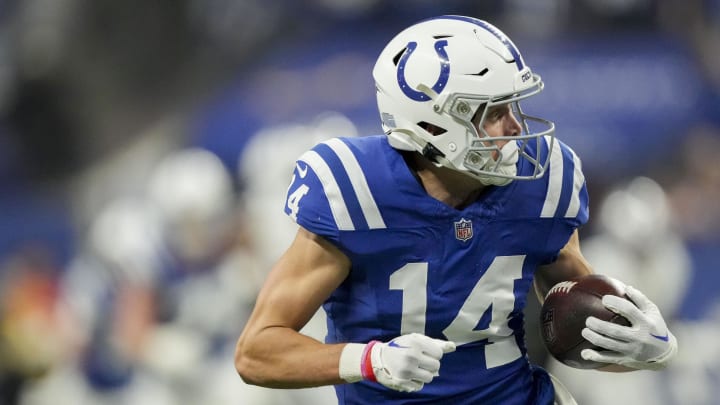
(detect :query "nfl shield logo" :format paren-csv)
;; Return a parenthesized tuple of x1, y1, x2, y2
(454, 218, 473, 242)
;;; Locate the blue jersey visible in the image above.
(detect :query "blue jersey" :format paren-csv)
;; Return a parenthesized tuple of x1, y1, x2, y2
(284, 135, 589, 404)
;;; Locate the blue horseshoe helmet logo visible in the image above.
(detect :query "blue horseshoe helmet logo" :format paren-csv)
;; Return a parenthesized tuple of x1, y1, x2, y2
(397, 40, 450, 102)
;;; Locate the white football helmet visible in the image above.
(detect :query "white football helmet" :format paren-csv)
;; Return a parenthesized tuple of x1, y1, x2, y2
(373, 15, 554, 185)
(147, 148, 236, 263)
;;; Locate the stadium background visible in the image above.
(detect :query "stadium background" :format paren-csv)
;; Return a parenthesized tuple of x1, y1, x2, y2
(0, 1, 718, 404)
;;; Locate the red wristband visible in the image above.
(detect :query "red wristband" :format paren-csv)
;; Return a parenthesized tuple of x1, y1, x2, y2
(360, 340, 379, 382)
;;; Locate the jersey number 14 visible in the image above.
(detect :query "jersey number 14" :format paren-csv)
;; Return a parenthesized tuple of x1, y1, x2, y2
(389, 255, 525, 368)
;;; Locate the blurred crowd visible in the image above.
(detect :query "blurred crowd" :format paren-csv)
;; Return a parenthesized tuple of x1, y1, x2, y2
(0, 1, 719, 404)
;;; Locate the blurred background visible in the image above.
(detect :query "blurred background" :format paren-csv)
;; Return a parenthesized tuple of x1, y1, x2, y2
(0, 0, 718, 404)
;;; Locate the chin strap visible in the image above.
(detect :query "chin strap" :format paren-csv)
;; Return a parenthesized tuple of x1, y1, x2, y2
(388, 129, 454, 167)
(387, 128, 514, 186)
(421, 143, 446, 163)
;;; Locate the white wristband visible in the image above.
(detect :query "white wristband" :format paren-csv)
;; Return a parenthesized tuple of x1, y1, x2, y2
(338, 343, 366, 383)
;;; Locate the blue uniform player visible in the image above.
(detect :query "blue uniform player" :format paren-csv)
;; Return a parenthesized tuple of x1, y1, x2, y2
(235, 16, 678, 404)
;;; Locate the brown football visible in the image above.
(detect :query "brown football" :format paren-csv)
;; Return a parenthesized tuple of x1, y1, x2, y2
(540, 274, 631, 369)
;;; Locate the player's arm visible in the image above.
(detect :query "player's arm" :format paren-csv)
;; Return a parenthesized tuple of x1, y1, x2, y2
(234, 226, 350, 388)
(533, 229, 592, 304)
(235, 227, 455, 391)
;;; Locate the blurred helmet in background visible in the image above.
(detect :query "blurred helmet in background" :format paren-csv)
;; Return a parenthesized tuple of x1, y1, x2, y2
(373, 15, 554, 185)
(147, 148, 236, 264)
(585, 176, 691, 315)
(599, 176, 671, 249)
(89, 197, 163, 283)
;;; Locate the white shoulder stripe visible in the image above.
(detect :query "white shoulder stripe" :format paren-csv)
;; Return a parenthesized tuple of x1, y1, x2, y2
(299, 150, 355, 231)
(564, 148, 584, 218)
(541, 136, 563, 218)
(324, 138, 386, 229)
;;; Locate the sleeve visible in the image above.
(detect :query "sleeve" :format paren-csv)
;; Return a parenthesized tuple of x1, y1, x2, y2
(283, 141, 355, 244)
(536, 138, 590, 264)
(539, 138, 589, 227)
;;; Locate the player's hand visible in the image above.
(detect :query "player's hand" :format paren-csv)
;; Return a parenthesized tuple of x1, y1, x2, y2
(580, 285, 677, 370)
(369, 333, 456, 392)
(338, 333, 455, 391)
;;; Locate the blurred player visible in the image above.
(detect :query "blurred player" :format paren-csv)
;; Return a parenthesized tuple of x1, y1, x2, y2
(36, 196, 175, 405)
(547, 177, 691, 405)
(141, 147, 260, 405)
(234, 16, 678, 404)
(28, 148, 260, 405)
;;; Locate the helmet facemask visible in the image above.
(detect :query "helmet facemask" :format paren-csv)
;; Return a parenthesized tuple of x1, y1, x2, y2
(443, 76, 555, 185)
(391, 75, 555, 186)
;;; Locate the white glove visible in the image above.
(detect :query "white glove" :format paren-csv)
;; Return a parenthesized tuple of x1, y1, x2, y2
(339, 333, 456, 392)
(581, 285, 677, 370)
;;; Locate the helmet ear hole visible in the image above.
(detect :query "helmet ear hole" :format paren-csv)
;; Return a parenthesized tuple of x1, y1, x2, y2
(418, 121, 447, 136)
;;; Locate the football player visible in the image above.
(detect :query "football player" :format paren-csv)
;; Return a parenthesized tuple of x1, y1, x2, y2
(234, 16, 678, 404)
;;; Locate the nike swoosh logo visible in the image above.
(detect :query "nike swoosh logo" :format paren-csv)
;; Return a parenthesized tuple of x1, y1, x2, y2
(650, 332, 669, 342)
(296, 162, 308, 178)
(388, 341, 408, 348)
